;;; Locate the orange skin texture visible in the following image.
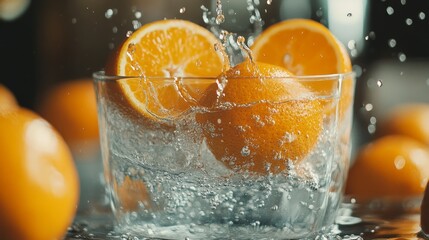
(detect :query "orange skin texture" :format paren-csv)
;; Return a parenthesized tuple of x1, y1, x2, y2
(0, 108, 79, 240)
(0, 84, 18, 111)
(346, 135, 429, 202)
(379, 103, 429, 146)
(38, 79, 99, 145)
(197, 61, 324, 174)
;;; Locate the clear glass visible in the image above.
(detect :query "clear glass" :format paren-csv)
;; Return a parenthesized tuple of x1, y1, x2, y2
(93, 71, 355, 239)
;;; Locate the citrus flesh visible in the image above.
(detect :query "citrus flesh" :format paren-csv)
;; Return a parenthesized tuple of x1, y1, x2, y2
(0, 108, 79, 240)
(106, 19, 227, 120)
(345, 135, 429, 201)
(197, 60, 324, 174)
(251, 18, 353, 119)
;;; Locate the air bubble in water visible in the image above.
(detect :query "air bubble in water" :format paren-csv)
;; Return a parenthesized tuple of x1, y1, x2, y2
(347, 40, 356, 50)
(112, 26, 118, 34)
(405, 18, 413, 25)
(398, 52, 407, 62)
(368, 124, 376, 134)
(135, 11, 142, 19)
(241, 146, 251, 157)
(388, 39, 396, 48)
(267, 0, 273, 5)
(376, 79, 383, 87)
(401, 0, 406, 5)
(419, 12, 426, 20)
(370, 116, 377, 124)
(179, 7, 186, 14)
(386, 6, 394, 15)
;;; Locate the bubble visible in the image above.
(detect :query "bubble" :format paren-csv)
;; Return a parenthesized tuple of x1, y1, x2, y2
(241, 146, 251, 157)
(316, 8, 323, 17)
(267, 0, 273, 5)
(105, 9, 114, 19)
(398, 52, 407, 62)
(401, 0, 406, 5)
(370, 116, 377, 124)
(126, 31, 133, 37)
(216, 14, 225, 24)
(352, 65, 363, 77)
(132, 20, 141, 30)
(368, 31, 376, 40)
(386, 6, 394, 15)
(388, 39, 396, 48)
(347, 13, 352, 17)
(376, 79, 383, 87)
(419, 12, 426, 20)
(179, 7, 186, 14)
(405, 18, 413, 25)
(112, 26, 118, 34)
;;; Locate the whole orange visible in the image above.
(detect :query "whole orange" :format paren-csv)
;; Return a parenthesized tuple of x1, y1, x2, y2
(378, 103, 429, 146)
(345, 135, 429, 201)
(0, 84, 18, 111)
(0, 108, 79, 240)
(196, 60, 324, 174)
(38, 79, 99, 145)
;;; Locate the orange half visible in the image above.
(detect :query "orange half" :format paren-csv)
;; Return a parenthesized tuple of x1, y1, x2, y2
(106, 19, 227, 120)
(251, 18, 353, 119)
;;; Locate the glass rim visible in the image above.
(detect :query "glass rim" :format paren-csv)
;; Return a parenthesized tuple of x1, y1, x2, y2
(93, 71, 356, 82)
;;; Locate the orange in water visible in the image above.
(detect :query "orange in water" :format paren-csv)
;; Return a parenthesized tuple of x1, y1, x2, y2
(0, 84, 18, 111)
(251, 18, 353, 118)
(0, 108, 79, 240)
(196, 60, 324, 174)
(345, 135, 429, 201)
(38, 79, 99, 145)
(378, 103, 429, 146)
(106, 19, 227, 121)
(116, 176, 151, 211)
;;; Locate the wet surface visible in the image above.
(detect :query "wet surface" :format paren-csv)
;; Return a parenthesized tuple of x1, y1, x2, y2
(66, 197, 427, 239)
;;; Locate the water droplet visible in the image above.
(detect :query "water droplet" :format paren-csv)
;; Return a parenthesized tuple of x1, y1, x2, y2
(216, 14, 225, 24)
(347, 40, 356, 50)
(365, 103, 373, 111)
(179, 7, 186, 14)
(347, 13, 352, 17)
(370, 116, 377, 124)
(388, 39, 396, 48)
(267, 0, 273, 5)
(367, 124, 376, 134)
(134, 11, 142, 19)
(126, 31, 133, 37)
(386, 6, 394, 15)
(71, 18, 77, 24)
(394, 156, 406, 170)
(316, 8, 323, 17)
(401, 0, 406, 5)
(376, 79, 383, 87)
(405, 18, 413, 25)
(112, 26, 118, 34)
(419, 12, 426, 20)
(132, 20, 141, 30)
(217, 118, 222, 124)
(368, 31, 376, 40)
(398, 52, 407, 62)
(105, 9, 114, 19)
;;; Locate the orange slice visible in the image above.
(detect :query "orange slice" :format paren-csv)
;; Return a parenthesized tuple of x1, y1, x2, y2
(251, 18, 353, 119)
(106, 19, 227, 120)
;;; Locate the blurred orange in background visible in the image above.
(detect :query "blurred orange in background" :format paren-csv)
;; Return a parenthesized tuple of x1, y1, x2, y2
(346, 135, 429, 202)
(0, 107, 79, 240)
(37, 79, 99, 147)
(0, 84, 18, 111)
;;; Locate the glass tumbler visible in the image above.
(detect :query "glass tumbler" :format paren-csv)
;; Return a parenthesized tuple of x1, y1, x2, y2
(93, 71, 355, 239)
